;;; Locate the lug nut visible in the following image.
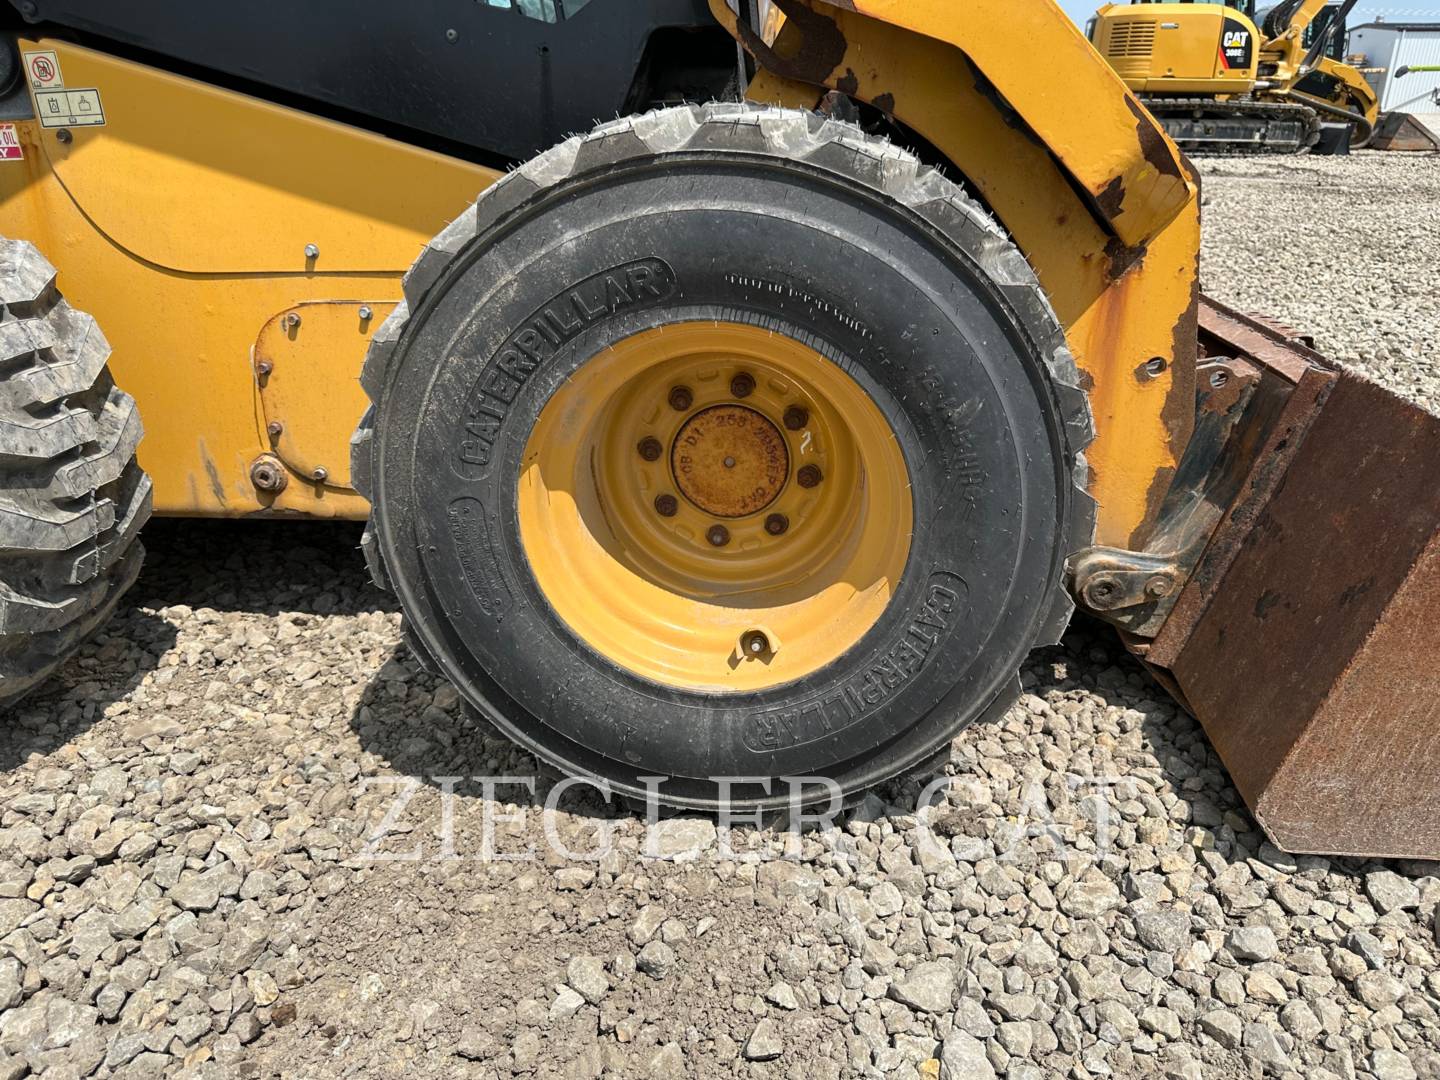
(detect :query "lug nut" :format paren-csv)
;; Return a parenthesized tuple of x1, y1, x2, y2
(706, 524, 731, 547)
(730, 371, 755, 398)
(668, 385, 693, 412)
(741, 630, 770, 657)
(764, 513, 789, 536)
(638, 436, 663, 462)
(783, 405, 809, 431)
(654, 494, 678, 517)
(797, 464, 823, 488)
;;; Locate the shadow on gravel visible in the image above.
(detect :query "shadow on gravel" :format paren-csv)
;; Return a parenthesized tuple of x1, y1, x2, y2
(0, 604, 177, 773)
(131, 516, 385, 618)
(3, 517, 383, 773)
(348, 641, 643, 829)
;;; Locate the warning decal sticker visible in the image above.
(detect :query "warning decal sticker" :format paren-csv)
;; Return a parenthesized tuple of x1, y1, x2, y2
(23, 50, 62, 90)
(34, 88, 106, 129)
(0, 124, 23, 161)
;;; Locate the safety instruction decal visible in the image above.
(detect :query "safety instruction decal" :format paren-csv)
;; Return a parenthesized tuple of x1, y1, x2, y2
(23, 48, 107, 130)
(24, 50, 62, 90)
(0, 124, 22, 161)
(34, 88, 106, 128)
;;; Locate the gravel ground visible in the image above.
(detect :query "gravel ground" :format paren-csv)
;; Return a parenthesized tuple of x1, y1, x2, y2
(2, 151, 1439, 1080)
(1198, 148, 1440, 411)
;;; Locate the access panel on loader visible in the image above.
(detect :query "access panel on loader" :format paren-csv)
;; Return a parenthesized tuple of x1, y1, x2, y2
(0, 0, 1434, 858)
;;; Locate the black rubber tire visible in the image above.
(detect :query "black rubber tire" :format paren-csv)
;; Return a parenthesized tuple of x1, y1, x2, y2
(353, 104, 1093, 810)
(0, 239, 151, 707)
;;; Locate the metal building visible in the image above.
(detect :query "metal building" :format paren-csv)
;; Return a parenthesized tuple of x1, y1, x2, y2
(1349, 21, 1440, 112)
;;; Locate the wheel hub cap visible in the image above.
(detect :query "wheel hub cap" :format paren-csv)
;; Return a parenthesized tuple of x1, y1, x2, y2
(672, 404, 789, 518)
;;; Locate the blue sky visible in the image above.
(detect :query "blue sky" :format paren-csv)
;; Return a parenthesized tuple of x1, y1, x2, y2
(1057, 0, 1440, 27)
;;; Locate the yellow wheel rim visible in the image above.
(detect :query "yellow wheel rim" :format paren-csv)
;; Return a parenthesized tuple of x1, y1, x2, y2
(518, 322, 913, 692)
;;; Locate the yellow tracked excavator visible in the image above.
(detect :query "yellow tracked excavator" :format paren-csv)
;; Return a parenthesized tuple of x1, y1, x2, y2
(0, 0, 1435, 858)
(1091, 0, 1380, 152)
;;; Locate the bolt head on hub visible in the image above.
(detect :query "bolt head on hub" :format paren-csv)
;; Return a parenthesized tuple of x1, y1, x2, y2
(730, 372, 756, 398)
(765, 513, 789, 536)
(706, 524, 731, 547)
(668, 385, 694, 412)
(796, 464, 823, 488)
(638, 436, 663, 462)
(654, 494, 678, 517)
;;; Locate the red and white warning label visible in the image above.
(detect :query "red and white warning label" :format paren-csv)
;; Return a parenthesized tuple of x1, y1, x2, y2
(24, 50, 63, 90)
(0, 124, 23, 161)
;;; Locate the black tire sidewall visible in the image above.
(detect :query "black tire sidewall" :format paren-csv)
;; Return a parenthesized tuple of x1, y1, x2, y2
(377, 155, 1067, 805)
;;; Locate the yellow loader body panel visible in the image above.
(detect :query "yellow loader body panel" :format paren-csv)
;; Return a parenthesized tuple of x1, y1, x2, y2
(0, 40, 496, 519)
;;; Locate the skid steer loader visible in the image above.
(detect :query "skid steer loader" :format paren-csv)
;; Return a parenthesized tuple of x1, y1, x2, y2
(0, 0, 1435, 859)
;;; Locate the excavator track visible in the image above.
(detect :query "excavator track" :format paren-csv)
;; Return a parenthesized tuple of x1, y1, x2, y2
(1142, 97, 1322, 154)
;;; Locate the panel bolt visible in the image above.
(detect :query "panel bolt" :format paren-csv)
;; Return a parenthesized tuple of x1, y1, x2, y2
(249, 456, 288, 493)
(312, 467, 329, 483)
(637, 436, 663, 462)
(730, 372, 755, 398)
(255, 361, 273, 377)
(797, 464, 823, 488)
(283, 312, 302, 331)
(706, 524, 730, 547)
(1143, 356, 1167, 377)
(359, 305, 374, 321)
(445, 28, 459, 42)
(304, 243, 320, 260)
(741, 630, 770, 657)
(764, 513, 789, 536)
(55, 129, 72, 144)
(783, 405, 809, 431)
(1145, 574, 1175, 599)
(1084, 574, 1123, 609)
(668, 385, 693, 412)
(654, 494, 678, 517)
(266, 421, 284, 438)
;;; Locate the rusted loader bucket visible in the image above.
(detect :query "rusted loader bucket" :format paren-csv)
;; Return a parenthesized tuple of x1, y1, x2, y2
(1083, 297, 1440, 859)
(1371, 112, 1440, 152)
